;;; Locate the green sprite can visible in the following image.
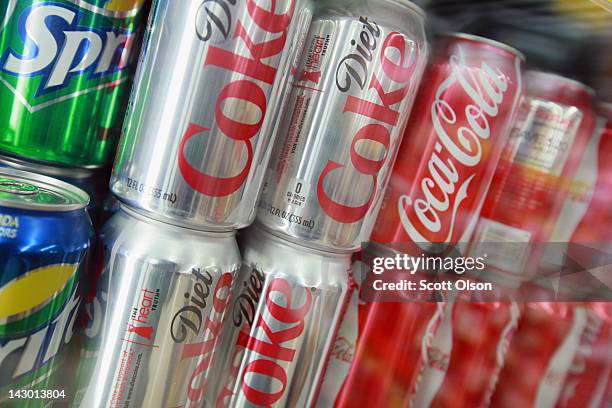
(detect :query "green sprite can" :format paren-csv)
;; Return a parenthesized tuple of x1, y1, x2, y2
(0, 0, 146, 168)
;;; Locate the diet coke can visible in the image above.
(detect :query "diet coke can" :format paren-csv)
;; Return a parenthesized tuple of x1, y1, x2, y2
(471, 72, 596, 279)
(371, 33, 524, 256)
(491, 302, 588, 408)
(77, 206, 241, 408)
(257, 0, 428, 252)
(212, 225, 351, 407)
(111, 0, 313, 230)
(411, 300, 520, 408)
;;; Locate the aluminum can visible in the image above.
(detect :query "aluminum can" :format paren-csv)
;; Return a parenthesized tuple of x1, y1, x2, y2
(0, 168, 91, 407)
(557, 303, 612, 408)
(213, 225, 351, 407)
(412, 300, 520, 408)
(551, 103, 612, 244)
(472, 72, 596, 279)
(324, 245, 444, 408)
(111, 0, 313, 231)
(491, 302, 588, 408)
(371, 33, 524, 255)
(256, 0, 428, 252)
(0, 0, 146, 168)
(0, 154, 113, 229)
(76, 205, 241, 408)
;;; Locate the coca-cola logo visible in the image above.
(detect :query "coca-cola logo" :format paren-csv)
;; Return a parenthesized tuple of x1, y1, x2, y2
(427, 347, 450, 371)
(335, 17, 381, 92)
(318, 30, 418, 223)
(179, 0, 296, 197)
(330, 336, 354, 363)
(232, 268, 264, 327)
(398, 46, 513, 250)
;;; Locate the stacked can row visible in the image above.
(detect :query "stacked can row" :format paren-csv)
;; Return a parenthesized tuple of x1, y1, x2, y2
(1, 0, 610, 407)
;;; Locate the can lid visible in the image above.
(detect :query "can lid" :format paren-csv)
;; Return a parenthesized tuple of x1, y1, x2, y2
(441, 32, 526, 61)
(526, 70, 595, 96)
(0, 168, 89, 212)
(0, 154, 96, 180)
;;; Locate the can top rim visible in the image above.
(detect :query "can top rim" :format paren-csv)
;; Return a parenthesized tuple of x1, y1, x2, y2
(0, 154, 98, 180)
(253, 223, 354, 257)
(0, 168, 89, 212)
(441, 32, 526, 61)
(526, 70, 596, 96)
(120, 204, 238, 237)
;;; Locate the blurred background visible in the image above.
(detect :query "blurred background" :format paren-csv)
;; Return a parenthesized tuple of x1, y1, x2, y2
(416, 0, 611, 101)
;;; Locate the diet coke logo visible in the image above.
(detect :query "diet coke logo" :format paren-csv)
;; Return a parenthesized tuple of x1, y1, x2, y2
(318, 27, 419, 223)
(217, 276, 313, 407)
(179, 0, 296, 197)
(170, 269, 234, 406)
(398, 46, 515, 250)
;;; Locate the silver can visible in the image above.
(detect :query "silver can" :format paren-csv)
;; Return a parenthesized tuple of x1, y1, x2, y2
(76, 205, 241, 408)
(256, 0, 428, 252)
(211, 225, 351, 407)
(111, 0, 313, 231)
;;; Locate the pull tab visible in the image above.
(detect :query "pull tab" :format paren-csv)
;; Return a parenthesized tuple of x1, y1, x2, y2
(0, 179, 39, 196)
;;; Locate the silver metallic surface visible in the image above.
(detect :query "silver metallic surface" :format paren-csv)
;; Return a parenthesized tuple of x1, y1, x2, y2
(211, 225, 351, 407)
(76, 206, 241, 408)
(111, 0, 313, 231)
(257, 0, 428, 252)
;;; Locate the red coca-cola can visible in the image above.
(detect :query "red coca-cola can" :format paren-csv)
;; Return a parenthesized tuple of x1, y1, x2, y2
(211, 225, 351, 407)
(491, 302, 589, 408)
(471, 72, 597, 279)
(542, 103, 612, 277)
(565, 103, 612, 243)
(371, 33, 524, 255)
(320, 245, 444, 407)
(411, 300, 520, 408)
(257, 0, 429, 252)
(557, 302, 612, 408)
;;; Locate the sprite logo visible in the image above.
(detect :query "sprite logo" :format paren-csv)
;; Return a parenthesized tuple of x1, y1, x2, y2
(0, 264, 81, 389)
(0, 0, 141, 112)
